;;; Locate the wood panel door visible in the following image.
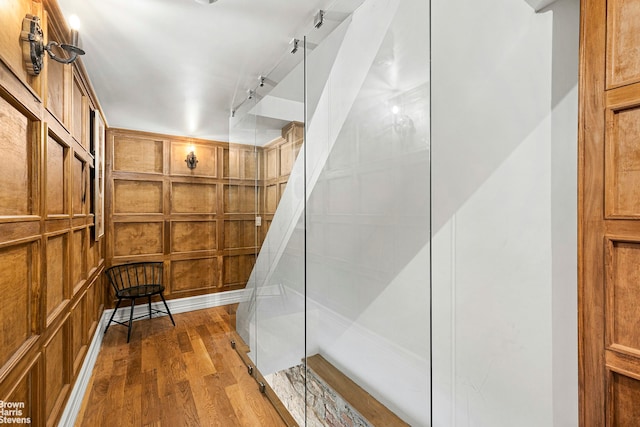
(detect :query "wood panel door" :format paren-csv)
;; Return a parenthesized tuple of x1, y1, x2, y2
(580, 0, 640, 425)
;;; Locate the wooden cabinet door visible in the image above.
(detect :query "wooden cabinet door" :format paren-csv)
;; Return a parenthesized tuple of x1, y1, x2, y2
(580, 0, 640, 425)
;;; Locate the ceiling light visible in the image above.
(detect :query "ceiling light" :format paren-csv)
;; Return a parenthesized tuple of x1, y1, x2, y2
(194, 0, 218, 4)
(20, 14, 85, 76)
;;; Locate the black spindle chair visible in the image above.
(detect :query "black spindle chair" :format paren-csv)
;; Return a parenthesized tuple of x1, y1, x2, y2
(104, 262, 175, 342)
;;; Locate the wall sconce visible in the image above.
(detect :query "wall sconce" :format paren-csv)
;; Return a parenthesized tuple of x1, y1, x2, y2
(185, 147, 198, 169)
(391, 105, 415, 136)
(20, 14, 85, 76)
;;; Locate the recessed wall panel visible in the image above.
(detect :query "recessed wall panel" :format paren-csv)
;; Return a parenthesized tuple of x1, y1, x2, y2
(0, 243, 33, 371)
(170, 258, 218, 292)
(223, 254, 255, 287)
(5, 362, 37, 425)
(72, 230, 86, 289)
(114, 222, 163, 256)
(170, 142, 216, 177)
(607, 106, 640, 216)
(113, 180, 163, 214)
(72, 79, 84, 145)
(171, 221, 216, 253)
(265, 185, 278, 214)
(607, 0, 640, 87)
(46, 234, 67, 322)
(224, 185, 257, 214)
(72, 156, 85, 216)
(44, 322, 67, 422)
(224, 220, 256, 249)
(223, 147, 240, 179)
(610, 371, 640, 426)
(46, 136, 66, 216)
(46, 35, 64, 121)
(113, 136, 163, 173)
(243, 149, 257, 179)
(0, 96, 31, 216)
(266, 146, 278, 179)
(280, 142, 294, 176)
(71, 295, 86, 374)
(171, 183, 216, 214)
(607, 240, 640, 352)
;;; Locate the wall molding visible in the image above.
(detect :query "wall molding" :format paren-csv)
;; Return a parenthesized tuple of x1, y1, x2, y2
(524, 0, 560, 12)
(57, 289, 246, 426)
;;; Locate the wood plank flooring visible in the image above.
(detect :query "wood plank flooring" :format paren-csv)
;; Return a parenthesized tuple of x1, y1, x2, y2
(74, 306, 286, 427)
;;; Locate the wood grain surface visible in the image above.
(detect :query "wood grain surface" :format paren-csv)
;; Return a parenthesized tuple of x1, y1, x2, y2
(75, 306, 287, 427)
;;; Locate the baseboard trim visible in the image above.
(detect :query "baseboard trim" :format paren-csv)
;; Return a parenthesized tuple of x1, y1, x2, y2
(57, 312, 110, 427)
(57, 289, 246, 426)
(108, 288, 247, 323)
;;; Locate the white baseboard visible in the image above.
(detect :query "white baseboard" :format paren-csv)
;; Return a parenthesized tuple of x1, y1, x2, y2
(107, 288, 247, 323)
(57, 312, 110, 427)
(57, 289, 246, 427)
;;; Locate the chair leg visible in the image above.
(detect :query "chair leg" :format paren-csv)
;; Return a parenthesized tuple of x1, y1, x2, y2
(127, 298, 136, 343)
(148, 295, 153, 319)
(105, 298, 122, 334)
(159, 293, 175, 326)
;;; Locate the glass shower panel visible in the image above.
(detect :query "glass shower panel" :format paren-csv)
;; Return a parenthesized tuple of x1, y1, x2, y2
(250, 43, 307, 418)
(227, 89, 259, 365)
(304, 0, 430, 425)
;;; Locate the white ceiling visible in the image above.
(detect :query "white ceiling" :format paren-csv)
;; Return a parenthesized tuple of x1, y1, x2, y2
(56, 0, 362, 142)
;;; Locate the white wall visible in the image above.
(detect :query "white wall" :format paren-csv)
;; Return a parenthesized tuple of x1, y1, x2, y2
(236, 0, 431, 425)
(431, 0, 578, 425)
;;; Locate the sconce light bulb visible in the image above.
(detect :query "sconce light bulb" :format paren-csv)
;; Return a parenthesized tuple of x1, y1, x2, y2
(68, 14, 81, 31)
(188, 146, 195, 154)
(391, 105, 400, 115)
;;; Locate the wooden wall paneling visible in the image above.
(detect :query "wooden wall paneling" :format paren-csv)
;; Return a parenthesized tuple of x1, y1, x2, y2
(606, 0, 640, 89)
(46, 130, 68, 217)
(113, 133, 164, 174)
(171, 220, 217, 253)
(224, 220, 257, 250)
(580, 0, 640, 423)
(113, 221, 164, 257)
(70, 291, 87, 377)
(224, 146, 241, 179)
(0, 240, 39, 382)
(0, 354, 41, 426)
(0, 57, 43, 121)
(244, 146, 258, 180)
(45, 232, 68, 327)
(171, 182, 217, 214)
(604, 237, 640, 354)
(170, 257, 219, 293)
(71, 75, 84, 146)
(224, 184, 258, 214)
(604, 87, 640, 218)
(43, 315, 69, 427)
(1, 0, 106, 424)
(0, 0, 42, 90)
(85, 275, 99, 341)
(113, 179, 163, 214)
(0, 93, 34, 217)
(71, 228, 86, 295)
(280, 141, 294, 176)
(72, 154, 87, 216)
(170, 140, 217, 177)
(45, 18, 66, 126)
(607, 369, 640, 426)
(266, 146, 278, 180)
(223, 254, 256, 289)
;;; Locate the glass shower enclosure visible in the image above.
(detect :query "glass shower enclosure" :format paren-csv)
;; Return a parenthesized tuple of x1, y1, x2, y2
(228, 0, 430, 424)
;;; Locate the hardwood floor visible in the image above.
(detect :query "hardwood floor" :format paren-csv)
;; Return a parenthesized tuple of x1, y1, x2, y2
(74, 306, 287, 427)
